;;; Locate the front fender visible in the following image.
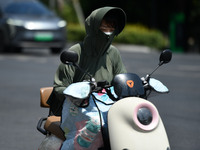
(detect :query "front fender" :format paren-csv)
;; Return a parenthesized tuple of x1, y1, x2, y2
(108, 97, 170, 150)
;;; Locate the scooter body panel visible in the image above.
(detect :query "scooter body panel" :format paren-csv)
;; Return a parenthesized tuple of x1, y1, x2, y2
(108, 97, 170, 150)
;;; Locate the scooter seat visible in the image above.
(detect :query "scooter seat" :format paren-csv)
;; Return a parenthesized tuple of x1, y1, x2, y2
(37, 87, 65, 141)
(40, 87, 53, 108)
(44, 116, 66, 141)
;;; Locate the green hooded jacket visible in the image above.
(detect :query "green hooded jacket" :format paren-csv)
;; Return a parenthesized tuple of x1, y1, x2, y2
(47, 7, 127, 116)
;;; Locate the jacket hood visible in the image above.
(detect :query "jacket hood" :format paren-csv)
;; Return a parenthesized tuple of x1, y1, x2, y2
(82, 7, 126, 56)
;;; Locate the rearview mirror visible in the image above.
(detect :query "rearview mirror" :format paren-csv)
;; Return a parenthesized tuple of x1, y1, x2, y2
(159, 49, 172, 66)
(60, 51, 78, 65)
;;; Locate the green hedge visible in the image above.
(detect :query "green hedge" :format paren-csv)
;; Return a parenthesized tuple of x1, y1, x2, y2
(67, 23, 168, 49)
(67, 24, 85, 41)
(114, 24, 168, 49)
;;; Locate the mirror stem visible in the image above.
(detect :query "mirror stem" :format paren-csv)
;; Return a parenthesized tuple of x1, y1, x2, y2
(147, 60, 164, 80)
(73, 63, 93, 82)
(148, 64, 160, 78)
(158, 61, 164, 66)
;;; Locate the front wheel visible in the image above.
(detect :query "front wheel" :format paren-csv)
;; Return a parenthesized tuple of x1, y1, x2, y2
(0, 31, 6, 53)
(13, 47, 22, 53)
(50, 48, 63, 54)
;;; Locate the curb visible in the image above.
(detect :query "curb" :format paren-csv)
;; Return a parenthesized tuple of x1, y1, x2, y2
(114, 44, 153, 53)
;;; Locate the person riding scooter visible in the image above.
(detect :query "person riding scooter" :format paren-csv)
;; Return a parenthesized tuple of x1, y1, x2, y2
(47, 6, 127, 116)
(47, 6, 127, 150)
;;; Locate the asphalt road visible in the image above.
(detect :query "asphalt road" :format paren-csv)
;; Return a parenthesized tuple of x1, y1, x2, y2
(0, 45, 199, 150)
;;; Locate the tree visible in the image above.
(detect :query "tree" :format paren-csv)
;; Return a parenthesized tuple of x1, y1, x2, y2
(71, 0, 85, 27)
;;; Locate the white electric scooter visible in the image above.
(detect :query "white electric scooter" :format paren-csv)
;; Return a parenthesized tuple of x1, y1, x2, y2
(37, 49, 172, 150)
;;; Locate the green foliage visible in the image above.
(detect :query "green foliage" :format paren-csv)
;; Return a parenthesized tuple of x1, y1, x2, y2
(67, 23, 168, 49)
(40, 0, 78, 24)
(56, 3, 79, 24)
(67, 24, 86, 41)
(114, 24, 168, 49)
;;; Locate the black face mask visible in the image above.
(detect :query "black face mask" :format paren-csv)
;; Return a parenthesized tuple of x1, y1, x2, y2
(92, 29, 116, 57)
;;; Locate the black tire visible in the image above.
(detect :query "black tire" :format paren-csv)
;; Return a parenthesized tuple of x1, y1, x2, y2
(0, 31, 5, 53)
(13, 47, 22, 53)
(50, 48, 62, 54)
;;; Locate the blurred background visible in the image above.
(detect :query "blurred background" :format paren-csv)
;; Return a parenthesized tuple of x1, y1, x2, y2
(1, 0, 200, 53)
(41, 0, 200, 53)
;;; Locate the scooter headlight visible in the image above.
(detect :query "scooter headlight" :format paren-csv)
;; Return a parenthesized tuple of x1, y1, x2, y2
(137, 107, 152, 125)
(133, 102, 159, 131)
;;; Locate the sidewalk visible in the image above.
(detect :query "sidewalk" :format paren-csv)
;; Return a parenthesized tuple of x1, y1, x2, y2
(114, 44, 153, 53)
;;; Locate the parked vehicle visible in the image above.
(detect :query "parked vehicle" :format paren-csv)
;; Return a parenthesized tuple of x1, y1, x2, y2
(0, 0, 67, 53)
(37, 49, 172, 150)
